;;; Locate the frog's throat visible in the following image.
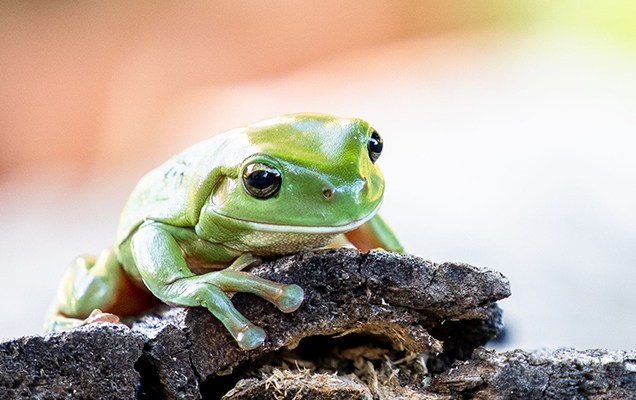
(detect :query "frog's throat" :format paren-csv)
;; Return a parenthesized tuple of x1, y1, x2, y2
(211, 202, 381, 234)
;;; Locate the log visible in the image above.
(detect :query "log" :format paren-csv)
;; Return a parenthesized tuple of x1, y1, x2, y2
(1, 249, 512, 399)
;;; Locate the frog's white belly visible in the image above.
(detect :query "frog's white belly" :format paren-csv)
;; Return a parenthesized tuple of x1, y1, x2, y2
(216, 203, 380, 257)
(226, 230, 339, 257)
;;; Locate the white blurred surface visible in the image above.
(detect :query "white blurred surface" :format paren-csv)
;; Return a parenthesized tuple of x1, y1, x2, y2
(1, 27, 635, 350)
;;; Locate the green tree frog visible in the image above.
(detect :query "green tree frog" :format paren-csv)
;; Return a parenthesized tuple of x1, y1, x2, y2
(46, 113, 403, 350)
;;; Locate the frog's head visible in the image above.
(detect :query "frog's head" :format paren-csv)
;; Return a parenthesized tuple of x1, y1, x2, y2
(196, 113, 386, 247)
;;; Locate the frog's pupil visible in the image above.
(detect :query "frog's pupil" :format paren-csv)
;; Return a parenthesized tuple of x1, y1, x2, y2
(368, 130, 383, 163)
(249, 170, 274, 189)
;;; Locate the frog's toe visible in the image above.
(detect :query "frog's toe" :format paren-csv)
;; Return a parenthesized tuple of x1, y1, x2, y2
(86, 309, 120, 325)
(236, 324, 266, 350)
(277, 284, 304, 313)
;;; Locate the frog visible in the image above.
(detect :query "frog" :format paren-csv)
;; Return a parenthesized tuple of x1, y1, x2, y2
(45, 113, 403, 350)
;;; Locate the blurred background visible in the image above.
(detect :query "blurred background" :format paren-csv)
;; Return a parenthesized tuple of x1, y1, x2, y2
(1, 1, 635, 350)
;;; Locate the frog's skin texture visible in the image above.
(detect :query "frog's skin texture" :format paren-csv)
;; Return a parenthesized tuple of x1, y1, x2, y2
(46, 113, 403, 350)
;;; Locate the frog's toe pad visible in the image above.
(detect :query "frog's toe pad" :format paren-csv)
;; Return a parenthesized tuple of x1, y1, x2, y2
(277, 284, 304, 313)
(236, 325, 266, 350)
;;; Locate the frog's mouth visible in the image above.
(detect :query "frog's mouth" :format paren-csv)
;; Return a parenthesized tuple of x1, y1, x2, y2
(212, 202, 381, 234)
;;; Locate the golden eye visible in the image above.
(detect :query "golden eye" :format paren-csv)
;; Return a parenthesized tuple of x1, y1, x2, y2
(242, 163, 281, 199)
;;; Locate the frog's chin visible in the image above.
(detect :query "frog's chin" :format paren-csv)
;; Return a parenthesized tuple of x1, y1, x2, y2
(213, 202, 382, 234)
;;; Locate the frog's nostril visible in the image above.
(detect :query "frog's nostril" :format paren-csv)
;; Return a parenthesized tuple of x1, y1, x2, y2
(322, 188, 333, 199)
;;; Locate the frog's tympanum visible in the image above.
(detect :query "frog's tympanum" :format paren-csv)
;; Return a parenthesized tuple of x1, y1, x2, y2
(46, 113, 403, 350)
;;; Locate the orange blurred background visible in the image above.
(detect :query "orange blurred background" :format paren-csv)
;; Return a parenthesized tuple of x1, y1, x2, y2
(1, 1, 635, 350)
(0, 1, 529, 174)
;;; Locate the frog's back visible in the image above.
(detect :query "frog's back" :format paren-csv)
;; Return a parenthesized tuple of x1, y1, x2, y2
(116, 129, 250, 243)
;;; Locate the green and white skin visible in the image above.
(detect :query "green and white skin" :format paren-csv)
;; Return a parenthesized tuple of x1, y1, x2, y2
(46, 113, 403, 350)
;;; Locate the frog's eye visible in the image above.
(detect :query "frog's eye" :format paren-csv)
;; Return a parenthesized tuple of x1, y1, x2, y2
(242, 163, 281, 199)
(367, 128, 383, 163)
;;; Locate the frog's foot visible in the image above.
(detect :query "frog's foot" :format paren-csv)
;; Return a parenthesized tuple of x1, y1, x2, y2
(158, 271, 300, 349)
(85, 309, 120, 324)
(45, 307, 121, 332)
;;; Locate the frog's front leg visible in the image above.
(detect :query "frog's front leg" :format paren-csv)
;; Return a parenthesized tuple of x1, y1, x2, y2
(131, 222, 303, 350)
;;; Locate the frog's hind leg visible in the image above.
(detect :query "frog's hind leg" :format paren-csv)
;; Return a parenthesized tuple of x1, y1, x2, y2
(343, 214, 405, 253)
(45, 248, 158, 332)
